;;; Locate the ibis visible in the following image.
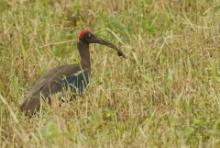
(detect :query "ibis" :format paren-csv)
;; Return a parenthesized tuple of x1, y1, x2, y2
(20, 29, 126, 115)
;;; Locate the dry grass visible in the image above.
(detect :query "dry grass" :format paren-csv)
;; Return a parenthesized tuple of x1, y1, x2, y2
(0, 0, 220, 147)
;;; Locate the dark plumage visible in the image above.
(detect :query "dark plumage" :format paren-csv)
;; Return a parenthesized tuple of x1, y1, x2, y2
(20, 29, 126, 115)
(60, 69, 90, 93)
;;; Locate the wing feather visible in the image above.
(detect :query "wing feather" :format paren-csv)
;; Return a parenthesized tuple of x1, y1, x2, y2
(20, 64, 89, 114)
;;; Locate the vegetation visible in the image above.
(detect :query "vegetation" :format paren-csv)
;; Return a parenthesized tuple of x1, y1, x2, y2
(0, 0, 219, 147)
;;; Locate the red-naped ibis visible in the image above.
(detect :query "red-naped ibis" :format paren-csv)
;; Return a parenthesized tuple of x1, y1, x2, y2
(20, 29, 126, 115)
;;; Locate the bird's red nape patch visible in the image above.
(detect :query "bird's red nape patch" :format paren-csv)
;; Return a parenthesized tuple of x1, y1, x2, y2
(79, 29, 91, 40)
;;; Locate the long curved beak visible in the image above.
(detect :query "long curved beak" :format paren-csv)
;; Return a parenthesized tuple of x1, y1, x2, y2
(91, 36, 126, 58)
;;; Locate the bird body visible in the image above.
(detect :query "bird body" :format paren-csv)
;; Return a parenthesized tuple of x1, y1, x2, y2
(20, 29, 126, 115)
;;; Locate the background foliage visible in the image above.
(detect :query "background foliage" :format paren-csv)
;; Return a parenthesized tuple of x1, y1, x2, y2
(0, 0, 220, 147)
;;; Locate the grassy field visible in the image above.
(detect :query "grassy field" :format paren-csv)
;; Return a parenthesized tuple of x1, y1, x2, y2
(0, 0, 220, 147)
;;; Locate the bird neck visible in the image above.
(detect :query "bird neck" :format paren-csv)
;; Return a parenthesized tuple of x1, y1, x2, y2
(77, 40, 91, 70)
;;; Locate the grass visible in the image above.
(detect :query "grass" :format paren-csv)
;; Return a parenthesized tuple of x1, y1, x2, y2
(0, 0, 220, 147)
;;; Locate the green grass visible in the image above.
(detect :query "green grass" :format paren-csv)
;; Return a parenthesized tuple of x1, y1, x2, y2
(0, 0, 220, 147)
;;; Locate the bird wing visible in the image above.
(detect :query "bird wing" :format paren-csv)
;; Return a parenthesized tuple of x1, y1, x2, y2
(20, 64, 88, 114)
(26, 64, 83, 98)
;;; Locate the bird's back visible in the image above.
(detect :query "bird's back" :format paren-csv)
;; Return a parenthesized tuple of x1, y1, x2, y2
(20, 64, 90, 114)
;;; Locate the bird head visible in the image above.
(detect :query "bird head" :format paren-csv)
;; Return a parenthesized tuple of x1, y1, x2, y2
(79, 29, 126, 58)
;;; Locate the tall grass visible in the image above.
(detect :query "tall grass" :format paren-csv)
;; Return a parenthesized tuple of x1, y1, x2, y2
(0, 0, 220, 147)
